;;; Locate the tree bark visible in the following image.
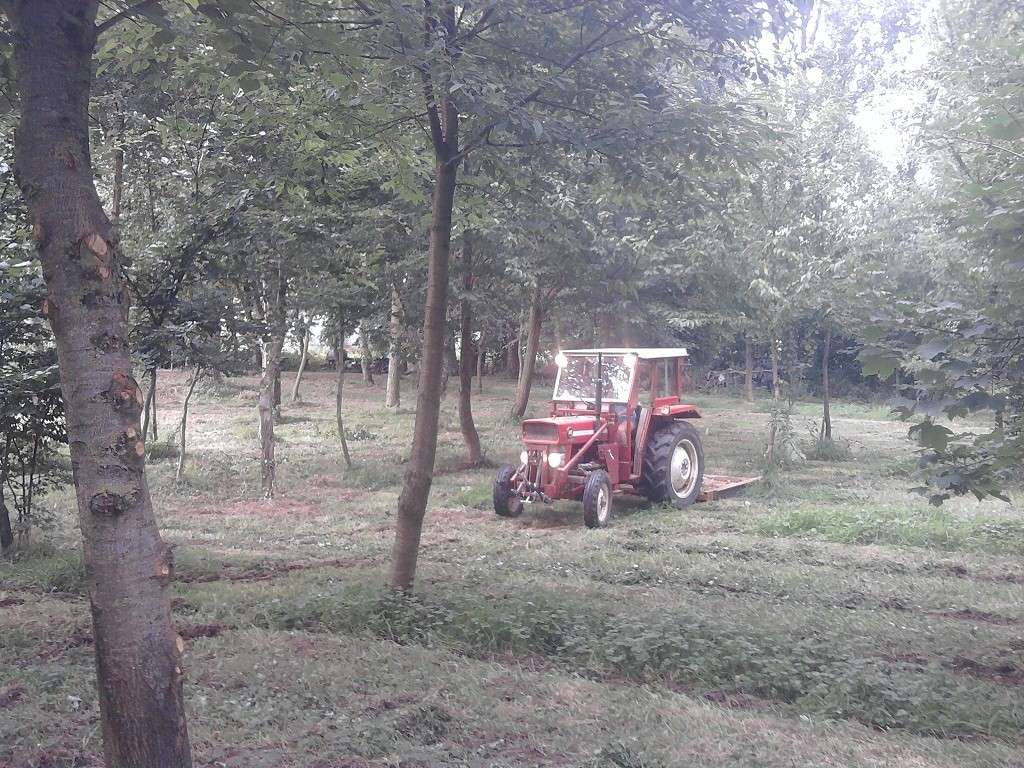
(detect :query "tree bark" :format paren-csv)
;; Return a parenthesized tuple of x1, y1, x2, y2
(290, 325, 309, 403)
(385, 281, 403, 409)
(335, 319, 352, 466)
(821, 323, 832, 440)
(389, 20, 460, 589)
(258, 264, 287, 499)
(506, 329, 520, 379)
(359, 331, 374, 385)
(476, 331, 484, 393)
(744, 337, 754, 402)
(766, 339, 782, 463)
(458, 237, 482, 465)
(511, 283, 543, 420)
(175, 366, 201, 483)
(141, 367, 158, 442)
(0, 460, 12, 552)
(5, 4, 193, 765)
(111, 112, 124, 227)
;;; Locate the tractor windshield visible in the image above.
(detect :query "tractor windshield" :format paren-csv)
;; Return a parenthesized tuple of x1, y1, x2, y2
(554, 354, 634, 403)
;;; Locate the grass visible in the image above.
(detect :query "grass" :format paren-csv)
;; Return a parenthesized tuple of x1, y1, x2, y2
(2, 371, 1023, 768)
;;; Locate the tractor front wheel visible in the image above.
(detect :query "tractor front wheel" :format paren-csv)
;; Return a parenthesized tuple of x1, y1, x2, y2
(493, 464, 523, 517)
(640, 421, 704, 508)
(582, 469, 613, 528)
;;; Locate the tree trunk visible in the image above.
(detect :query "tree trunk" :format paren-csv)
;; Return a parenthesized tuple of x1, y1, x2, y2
(385, 281, 403, 409)
(389, 54, 460, 589)
(744, 337, 754, 402)
(506, 331, 520, 379)
(821, 323, 832, 440)
(141, 367, 157, 442)
(476, 331, 484, 393)
(291, 326, 309, 403)
(458, 238, 482, 465)
(766, 339, 781, 463)
(335, 319, 352, 466)
(0, 465, 12, 552)
(259, 266, 287, 499)
(111, 113, 124, 227)
(6, 4, 193, 765)
(175, 366, 201, 483)
(512, 283, 543, 420)
(359, 331, 374, 385)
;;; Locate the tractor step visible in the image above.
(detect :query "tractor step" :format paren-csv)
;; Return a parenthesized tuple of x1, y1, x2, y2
(698, 474, 761, 502)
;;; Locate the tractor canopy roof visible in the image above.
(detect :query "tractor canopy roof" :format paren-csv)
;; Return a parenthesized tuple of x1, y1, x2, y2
(560, 347, 689, 359)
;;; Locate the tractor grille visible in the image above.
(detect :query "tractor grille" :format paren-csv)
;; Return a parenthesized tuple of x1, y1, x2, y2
(523, 422, 559, 442)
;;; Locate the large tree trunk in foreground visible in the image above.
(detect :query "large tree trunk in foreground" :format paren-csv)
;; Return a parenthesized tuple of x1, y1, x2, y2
(389, 58, 460, 589)
(359, 331, 374, 385)
(6, 4, 193, 765)
(259, 266, 287, 499)
(175, 366, 201, 483)
(744, 337, 754, 402)
(512, 283, 543, 420)
(385, 282, 403, 409)
(335, 318, 352, 466)
(821, 323, 832, 440)
(458, 238, 482, 465)
(291, 325, 309, 403)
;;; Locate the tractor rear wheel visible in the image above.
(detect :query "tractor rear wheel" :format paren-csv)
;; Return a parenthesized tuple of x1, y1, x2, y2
(493, 464, 523, 517)
(582, 469, 613, 528)
(639, 421, 704, 508)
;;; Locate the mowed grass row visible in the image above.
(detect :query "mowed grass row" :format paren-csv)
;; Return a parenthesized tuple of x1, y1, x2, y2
(2, 371, 1023, 767)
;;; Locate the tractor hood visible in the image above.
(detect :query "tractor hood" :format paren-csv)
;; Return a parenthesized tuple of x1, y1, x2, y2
(521, 416, 598, 445)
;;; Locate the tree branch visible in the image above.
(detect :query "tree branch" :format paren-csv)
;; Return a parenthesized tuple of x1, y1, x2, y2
(96, 0, 161, 35)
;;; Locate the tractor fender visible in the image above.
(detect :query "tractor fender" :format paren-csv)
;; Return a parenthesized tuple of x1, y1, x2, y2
(652, 404, 702, 420)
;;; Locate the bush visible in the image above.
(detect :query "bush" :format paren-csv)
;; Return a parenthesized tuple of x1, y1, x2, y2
(805, 434, 853, 462)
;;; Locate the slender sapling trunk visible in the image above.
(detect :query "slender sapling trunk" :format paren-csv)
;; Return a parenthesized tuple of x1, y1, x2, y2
(385, 282, 403, 408)
(291, 326, 309, 403)
(175, 366, 201, 483)
(359, 331, 374, 385)
(335, 319, 352, 466)
(744, 337, 754, 402)
(512, 283, 543, 420)
(458, 238, 482, 464)
(821, 323, 832, 440)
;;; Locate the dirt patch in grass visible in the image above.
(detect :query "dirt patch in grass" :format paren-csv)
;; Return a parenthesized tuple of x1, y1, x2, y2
(187, 498, 322, 518)
(179, 622, 228, 640)
(0, 683, 25, 708)
(936, 608, 1019, 625)
(175, 555, 375, 584)
(949, 656, 1024, 686)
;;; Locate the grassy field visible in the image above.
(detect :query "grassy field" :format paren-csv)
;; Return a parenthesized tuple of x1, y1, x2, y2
(3, 369, 1023, 768)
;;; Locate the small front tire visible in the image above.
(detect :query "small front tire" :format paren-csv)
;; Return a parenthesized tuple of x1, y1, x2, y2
(493, 464, 523, 517)
(582, 469, 613, 528)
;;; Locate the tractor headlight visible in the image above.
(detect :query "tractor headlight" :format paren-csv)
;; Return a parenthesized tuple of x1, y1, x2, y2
(547, 451, 564, 468)
(520, 450, 529, 465)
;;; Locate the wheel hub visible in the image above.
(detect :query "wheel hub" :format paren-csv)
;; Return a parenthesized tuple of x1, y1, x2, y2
(670, 440, 698, 498)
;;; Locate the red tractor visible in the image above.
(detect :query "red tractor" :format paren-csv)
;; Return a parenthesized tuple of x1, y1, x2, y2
(494, 348, 705, 527)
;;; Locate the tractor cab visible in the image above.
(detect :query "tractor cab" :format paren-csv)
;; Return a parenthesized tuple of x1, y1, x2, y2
(495, 348, 705, 528)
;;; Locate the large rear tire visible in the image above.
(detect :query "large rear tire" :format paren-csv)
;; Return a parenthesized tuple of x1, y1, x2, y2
(639, 421, 704, 508)
(582, 469, 613, 528)
(493, 463, 523, 517)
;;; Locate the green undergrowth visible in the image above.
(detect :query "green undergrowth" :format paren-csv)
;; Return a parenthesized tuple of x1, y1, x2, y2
(173, 572, 1024, 742)
(756, 506, 1024, 554)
